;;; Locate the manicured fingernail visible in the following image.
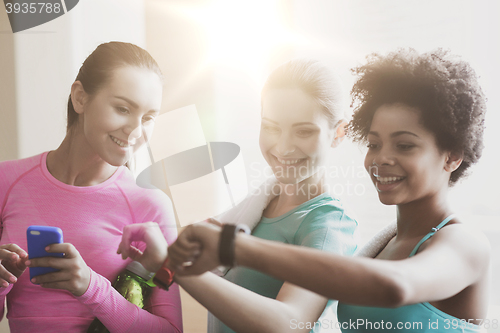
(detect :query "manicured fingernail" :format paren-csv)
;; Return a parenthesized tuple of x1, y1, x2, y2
(45, 246, 50, 251)
(25, 260, 31, 266)
(31, 278, 36, 283)
(9, 276, 16, 283)
(2, 281, 9, 288)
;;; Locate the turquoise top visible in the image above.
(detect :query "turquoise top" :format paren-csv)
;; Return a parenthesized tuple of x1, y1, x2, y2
(209, 193, 358, 333)
(337, 215, 481, 333)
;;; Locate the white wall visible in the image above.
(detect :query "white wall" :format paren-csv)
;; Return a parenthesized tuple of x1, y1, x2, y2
(4, 0, 146, 160)
(0, 8, 18, 162)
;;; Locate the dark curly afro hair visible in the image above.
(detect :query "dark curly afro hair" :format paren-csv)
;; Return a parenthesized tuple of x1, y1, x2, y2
(347, 48, 487, 185)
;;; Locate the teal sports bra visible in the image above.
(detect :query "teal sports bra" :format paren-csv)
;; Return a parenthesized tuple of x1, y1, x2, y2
(337, 215, 481, 332)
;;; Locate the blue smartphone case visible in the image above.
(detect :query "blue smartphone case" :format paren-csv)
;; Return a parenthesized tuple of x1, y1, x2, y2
(27, 226, 64, 281)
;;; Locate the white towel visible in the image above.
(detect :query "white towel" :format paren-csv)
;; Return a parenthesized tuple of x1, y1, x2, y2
(355, 222, 397, 258)
(210, 176, 279, 277)
(216, 175, 280, 231)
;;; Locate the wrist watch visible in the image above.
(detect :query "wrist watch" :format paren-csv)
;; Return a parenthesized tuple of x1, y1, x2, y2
(219, 224, 251, 267)
(154, 259, 175, 290)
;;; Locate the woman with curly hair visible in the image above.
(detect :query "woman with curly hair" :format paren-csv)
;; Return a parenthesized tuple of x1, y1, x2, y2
(118, 48, 489, 332)
(334, 48, 489, 332)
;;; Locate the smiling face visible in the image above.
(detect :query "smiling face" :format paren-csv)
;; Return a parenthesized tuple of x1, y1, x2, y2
(77, 66, 163, 167)
(259, 88, 339, 184)
(364, 103, 453, 205)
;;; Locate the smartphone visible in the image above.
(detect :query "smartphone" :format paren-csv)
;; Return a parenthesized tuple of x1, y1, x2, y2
(27, 226, 64, 281)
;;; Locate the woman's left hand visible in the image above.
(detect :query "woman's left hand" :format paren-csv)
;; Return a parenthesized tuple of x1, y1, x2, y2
(26, 243, 90, 297)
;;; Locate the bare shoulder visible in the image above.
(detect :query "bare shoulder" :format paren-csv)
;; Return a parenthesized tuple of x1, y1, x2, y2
(427, 220, 491, 270)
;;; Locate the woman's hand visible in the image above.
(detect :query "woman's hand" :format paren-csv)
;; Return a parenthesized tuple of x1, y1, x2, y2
(0, 244, 28, 287)
(26, 243, 90, 297)
(117, 222, 168, 272)
(167, 221, 220, 276)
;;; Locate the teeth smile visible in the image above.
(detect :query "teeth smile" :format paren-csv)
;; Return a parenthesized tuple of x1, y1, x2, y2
(110, 136, 131, 148)
(375, 175, 405, 185)
(276, 157, 304, 165)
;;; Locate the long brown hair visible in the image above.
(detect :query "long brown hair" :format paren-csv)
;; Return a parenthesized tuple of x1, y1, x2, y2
(67, 41, 163, 131)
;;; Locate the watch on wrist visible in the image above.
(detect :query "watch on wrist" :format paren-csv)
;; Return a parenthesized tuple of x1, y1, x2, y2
(154, 259, 175, 290)
(219, 224, 250, 267)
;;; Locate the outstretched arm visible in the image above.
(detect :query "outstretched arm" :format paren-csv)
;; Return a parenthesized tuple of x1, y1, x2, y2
(118, 220, 342, 333)
(118, 223, 328, 333)
(170, 222, 489, 307)
(177, 273, 327, 333)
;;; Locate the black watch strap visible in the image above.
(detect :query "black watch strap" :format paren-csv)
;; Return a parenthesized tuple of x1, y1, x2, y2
(219, 224, 250, 267)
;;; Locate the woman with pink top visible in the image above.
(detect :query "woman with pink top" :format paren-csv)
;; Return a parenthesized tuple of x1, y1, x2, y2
(0, 42, 182, 332)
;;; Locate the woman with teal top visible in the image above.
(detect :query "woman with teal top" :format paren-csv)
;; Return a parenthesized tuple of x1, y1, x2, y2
(120, 59, 358, 333)
(118, 48, 489, 332)
(334, 48, 489, 332)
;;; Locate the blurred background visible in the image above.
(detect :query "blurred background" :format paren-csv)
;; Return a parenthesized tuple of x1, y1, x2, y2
(1, 1, 499, 332)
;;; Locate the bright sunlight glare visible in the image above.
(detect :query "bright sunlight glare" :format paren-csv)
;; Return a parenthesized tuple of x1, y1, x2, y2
(177, 0, 304, 86)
